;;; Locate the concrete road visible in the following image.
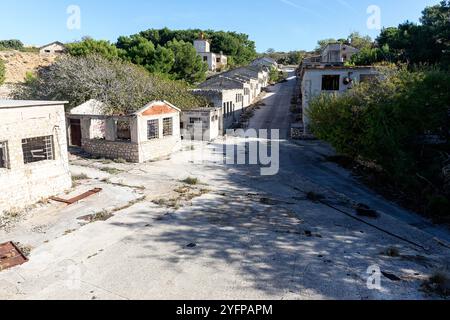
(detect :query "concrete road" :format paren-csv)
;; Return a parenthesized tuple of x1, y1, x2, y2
(1, 75, 450, 300)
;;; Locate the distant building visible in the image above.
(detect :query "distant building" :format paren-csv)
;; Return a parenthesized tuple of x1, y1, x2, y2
(67, 100, 181, 163)
(39, 41, 66, 55)
(194, 34, 228, 72)
(301, 65, 377, 131)
(0, 100, 72, 215)
(251, 57, 278, 70)
(321, 43, 359, 64)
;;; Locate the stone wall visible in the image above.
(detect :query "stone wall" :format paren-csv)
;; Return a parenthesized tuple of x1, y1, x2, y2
(82, 139, 140, 163)
(0, 104, 72, 216)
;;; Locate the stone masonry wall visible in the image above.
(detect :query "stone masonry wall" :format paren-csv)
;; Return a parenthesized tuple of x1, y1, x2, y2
(0, 104, 72, 216)
(82, 139, 140, 163)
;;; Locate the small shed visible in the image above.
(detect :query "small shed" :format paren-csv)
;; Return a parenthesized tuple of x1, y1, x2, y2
(67, 100, 182, 163)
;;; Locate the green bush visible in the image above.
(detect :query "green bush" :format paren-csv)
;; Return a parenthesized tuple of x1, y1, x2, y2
(308, 66, 450, 217)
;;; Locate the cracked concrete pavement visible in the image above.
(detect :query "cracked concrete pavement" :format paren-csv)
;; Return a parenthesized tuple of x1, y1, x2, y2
(0, 74, 449, 300)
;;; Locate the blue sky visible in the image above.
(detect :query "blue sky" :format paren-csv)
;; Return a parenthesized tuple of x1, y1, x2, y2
(0, 0, 439, 52)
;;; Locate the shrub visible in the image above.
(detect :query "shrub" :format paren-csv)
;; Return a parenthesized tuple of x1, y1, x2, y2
(308, 66, 450, 218)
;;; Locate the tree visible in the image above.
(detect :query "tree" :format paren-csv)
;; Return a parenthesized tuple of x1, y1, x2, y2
(66, 37, 123, 60)
(13, 54, 207, 113)
(166, 39, 207, 83)
(0, 39, 24, 50)
(0, 59, 6, 85)
(347, 32, 373, 50)
(375, 1, 450, 68)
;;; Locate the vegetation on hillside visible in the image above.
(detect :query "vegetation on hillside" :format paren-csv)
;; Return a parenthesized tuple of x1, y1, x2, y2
(0, 39, 39, 53)
(262, 49, 306, 65)
(14, 54, 208, 113)
(0, 58, 5, 85)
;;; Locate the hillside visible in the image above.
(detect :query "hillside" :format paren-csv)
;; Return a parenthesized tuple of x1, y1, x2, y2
(0, 50, 57, 84)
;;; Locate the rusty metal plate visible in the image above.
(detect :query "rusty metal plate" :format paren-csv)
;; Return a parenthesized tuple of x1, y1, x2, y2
(0, 242, 28, 271)
(50, 188, 102, 205)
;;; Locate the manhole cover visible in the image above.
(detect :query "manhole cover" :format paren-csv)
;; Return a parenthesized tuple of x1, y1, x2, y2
(0, 242, 28, 271)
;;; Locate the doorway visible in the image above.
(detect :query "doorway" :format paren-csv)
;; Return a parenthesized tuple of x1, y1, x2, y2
(70, 119, 82, 147)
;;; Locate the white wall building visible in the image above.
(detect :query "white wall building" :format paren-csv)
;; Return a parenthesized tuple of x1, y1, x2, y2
(194, 35, 228, 72)
(39, 42, 66, 55)
(321, 43, 359, 64)
(181, 107, 223, 141)
(301, 66, 377, 131)
(67, 100, 181, 163)
(0, 100, 72, 216)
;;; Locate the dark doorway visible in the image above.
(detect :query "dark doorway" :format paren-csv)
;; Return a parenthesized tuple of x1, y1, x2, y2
(70, 119, 82, 147)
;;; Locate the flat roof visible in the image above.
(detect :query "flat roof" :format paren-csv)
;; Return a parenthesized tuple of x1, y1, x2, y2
(304, 65, 374, 71)
(0, 100, 68, 109)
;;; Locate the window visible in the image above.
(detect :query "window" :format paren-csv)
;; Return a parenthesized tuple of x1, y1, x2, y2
(203, 56, 208, 62)
(216, 57, 221, 63)
(116, 120, 131, 141)
(190, 117, 202, 124)
(147, 119, 159, 140)
(322, 75, 340, 91)
(22, 136, 54, 164)
(0, 141, 8, 168)
(163, 117, 173, 137)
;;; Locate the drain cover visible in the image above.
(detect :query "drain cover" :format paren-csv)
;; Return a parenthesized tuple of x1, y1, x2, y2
(0, 242, 28, 271)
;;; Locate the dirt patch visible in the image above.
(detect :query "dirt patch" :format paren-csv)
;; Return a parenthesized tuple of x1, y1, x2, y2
(0, 50, 57, 84)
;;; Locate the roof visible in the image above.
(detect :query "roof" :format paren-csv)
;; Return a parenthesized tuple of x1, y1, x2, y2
(199, 76, 247, 90)
(0, 100, 68, 109)
(39, 41, 65, 49)
(134, 100, 181, 115)
(304, 65, 374, 71)
(70, 99, 106, 115)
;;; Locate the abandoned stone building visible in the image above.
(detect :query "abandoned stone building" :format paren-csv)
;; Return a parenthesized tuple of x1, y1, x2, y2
(0, 100, 72, 215)
(321, 43, 359, 64)
(192, 85, 247, 130)
(39, 41, 66, 55)
(67, 100, 181, 163)
(301, 65, 378, 131)
(194, 34, 228, 72)
(180, 107, 223, 141)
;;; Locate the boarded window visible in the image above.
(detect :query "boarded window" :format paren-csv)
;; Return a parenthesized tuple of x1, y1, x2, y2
(0, 141, 8, 168)
(116, 120, 131, 141)
(190, 117, 202, 124)
(22, 136, 54, 164)
(163, 117, 173, 137)
(147, 119, 159, 140)
(322, 75, 340, 91)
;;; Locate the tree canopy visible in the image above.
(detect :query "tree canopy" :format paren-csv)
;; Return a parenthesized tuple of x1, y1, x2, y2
(0, 39, 24, 50)
(13, 54, 208, 114)
(351, 1, 450, 68)
(66, 29, 258, 84)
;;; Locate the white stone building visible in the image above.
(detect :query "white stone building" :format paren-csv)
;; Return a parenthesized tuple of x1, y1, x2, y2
(181, 107, 223, 141)
(39, 41, 66, 55)
(0, 100, 72, 216)
(321, 43, 359, 64)
(67, 100, 181, 163)
(301, 66, 378, 131)
(194, 35, 228, 72)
